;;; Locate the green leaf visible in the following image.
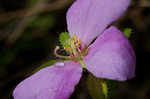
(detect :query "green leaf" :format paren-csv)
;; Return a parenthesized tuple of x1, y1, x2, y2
(87, 74, 106, 99)
(33, 59, 66, 73)
(123, 28, 132, 38)
(59, 32, 71, 49)
(87, 73, 119, 99)
(101, 81, 108, 99)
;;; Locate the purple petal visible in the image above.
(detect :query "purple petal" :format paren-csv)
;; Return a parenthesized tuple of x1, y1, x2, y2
(67, 0, 130, 47)
(13, 62, 82, 99)
(84, 26, 136, 81)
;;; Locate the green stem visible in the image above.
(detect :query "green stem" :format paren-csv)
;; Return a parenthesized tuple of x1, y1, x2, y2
(79, 60, 86, 68)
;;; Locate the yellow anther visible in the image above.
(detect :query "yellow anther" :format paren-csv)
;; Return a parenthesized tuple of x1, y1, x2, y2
(72, 35, 81, 48)
(72, 35, 78, 42)
(74, 41, 80, 48)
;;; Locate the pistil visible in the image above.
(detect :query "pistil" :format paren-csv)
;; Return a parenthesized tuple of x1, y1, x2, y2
(54, 46, 71, 59)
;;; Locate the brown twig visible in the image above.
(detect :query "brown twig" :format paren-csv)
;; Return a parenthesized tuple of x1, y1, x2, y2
(4, 0, 73, 46)
(5, 0, 46, 46)
(0, 0, 73, 23)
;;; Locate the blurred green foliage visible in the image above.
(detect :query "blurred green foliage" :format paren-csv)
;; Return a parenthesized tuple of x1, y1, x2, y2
(27, 0, 38, 8)
(87, 74, 105, 99)
(24, 15, 56, 40)
(0, 50, 16, 67)
(87, 74, 118, 99)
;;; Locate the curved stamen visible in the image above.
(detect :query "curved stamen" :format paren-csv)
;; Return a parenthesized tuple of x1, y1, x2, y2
(54, 46, 71, 59)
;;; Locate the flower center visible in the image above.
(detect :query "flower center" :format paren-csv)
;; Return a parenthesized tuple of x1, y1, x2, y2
(54, 35, 88, 62)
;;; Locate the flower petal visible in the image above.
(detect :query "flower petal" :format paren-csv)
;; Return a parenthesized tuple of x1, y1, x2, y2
(13, 61, 82, 99)
(84, 26, 136, 81)
(67, 0, 130, 46)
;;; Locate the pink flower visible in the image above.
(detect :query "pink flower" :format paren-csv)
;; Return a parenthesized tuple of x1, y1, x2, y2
(13, 0, 136, 99)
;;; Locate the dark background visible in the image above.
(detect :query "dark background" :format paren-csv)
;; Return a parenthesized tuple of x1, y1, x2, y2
(0, 0, 150, 99)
